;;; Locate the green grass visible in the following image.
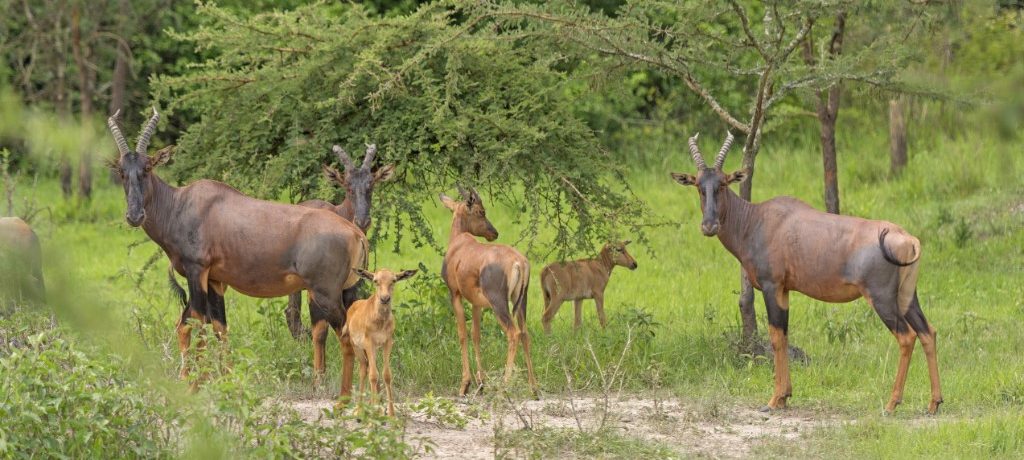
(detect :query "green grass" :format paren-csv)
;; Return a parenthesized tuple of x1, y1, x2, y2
(4, 128, 1023, 457)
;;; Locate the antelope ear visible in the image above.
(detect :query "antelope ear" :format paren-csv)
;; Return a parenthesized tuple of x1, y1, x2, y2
(149, 145, 175, 167)
(322, 164, 345, 186)
(726, 169, 749, 184)
(622, 240, 632, 246)
(353, 268, 375, 282)
(439, 193, 459, 211)
(374, 164, 396, 183)
(670, 172, 697, 186)
(395, 269, 417, 282)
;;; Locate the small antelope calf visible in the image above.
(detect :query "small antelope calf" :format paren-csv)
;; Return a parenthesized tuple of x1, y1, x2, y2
(342, 268, 416, 416)
(540, 241, 637, 333)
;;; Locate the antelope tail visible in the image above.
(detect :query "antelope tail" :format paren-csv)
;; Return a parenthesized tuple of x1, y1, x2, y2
(508, 261, 529, 320)
(168, 264, 188, 309)
(879, 228, 921, 267)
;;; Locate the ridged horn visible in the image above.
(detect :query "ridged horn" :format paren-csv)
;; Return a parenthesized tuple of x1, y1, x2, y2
(713, 131, 735, 170)
(135, 107, 160, 154)
(688, 133, 706, 170)
(332, 145, 356, 171)
(362, 143, 377, 169)
(107, 109, 131, 157)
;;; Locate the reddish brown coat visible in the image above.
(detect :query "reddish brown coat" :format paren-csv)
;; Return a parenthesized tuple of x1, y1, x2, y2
(540, 241, 637, 332)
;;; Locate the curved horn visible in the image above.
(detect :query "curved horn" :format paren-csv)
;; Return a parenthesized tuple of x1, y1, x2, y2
(332, 145, 356, 171)
(107, 109, 131, 157)
(362, 143, 377, 169)
(135, 107, 160, 154)
(713, 131, 735, 170)
(457, 185, 471, 202)
(688, 132, 706, 170)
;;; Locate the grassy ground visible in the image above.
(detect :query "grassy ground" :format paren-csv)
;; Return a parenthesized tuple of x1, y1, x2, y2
(4, 129, 1023, 458)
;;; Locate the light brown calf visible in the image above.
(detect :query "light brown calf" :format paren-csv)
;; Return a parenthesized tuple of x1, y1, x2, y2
(440, 188, 538, 396)
(671, 131, 941, 414)
(342, 268, 416, 416)
(540, 241, 637, 333)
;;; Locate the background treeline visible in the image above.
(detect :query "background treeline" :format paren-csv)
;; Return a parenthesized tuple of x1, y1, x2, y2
(2, 1, 1021, 254)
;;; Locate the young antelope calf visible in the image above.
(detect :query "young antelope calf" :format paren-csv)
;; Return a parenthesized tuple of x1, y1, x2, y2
(540, 241, 637, 333)
(343, 268, 416, 416)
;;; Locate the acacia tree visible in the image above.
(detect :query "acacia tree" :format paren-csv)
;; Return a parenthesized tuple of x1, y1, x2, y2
(154, 2, 649, 255)
(469, 0, 946, 349)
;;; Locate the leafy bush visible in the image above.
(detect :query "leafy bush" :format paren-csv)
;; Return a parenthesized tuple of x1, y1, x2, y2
(0, 329, 177, 458)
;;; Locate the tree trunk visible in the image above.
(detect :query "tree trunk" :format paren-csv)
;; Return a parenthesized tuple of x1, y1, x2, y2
(804, 12, 845, 215)
(109, 0, 131, 186)
(71, 5, 93, 200)
(59, 158, 72, 199)
(889, 97, 908, 176)
(818, 87, 841, 214)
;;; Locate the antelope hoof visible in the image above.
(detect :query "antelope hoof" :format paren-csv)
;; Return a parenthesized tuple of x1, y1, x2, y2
(927, 398, 944, 416)
(459, 380, 471, 397)
(542, 323, 552, 334)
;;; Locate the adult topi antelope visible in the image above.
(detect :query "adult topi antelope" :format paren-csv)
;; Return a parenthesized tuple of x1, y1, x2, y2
(0, 217, 45, 302)
(342, 267, 417, 416)
(106, 108, 368, 398)
(440, 188, 538, 397)
(670, 131, 942, 414)
(540, 241, 637, 333)
(284, 144, 395, 340)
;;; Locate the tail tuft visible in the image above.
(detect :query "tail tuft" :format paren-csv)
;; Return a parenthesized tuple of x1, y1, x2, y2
(168, 264, 188, 309)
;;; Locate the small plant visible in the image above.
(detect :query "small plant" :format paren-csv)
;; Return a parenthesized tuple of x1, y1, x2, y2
(823, 307, 873, 345)
(409, 391, 469, 429)
(953, 216, 973, 248)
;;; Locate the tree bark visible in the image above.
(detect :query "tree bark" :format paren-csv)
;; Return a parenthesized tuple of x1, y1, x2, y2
(71, 5, 94, 200)
(803, 12, 845, 215)
(889, 97, 908, 176)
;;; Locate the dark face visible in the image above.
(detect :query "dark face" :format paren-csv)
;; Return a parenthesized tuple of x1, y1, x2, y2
(605, 240, 638, 270)
(116, 153, 159, 227)
(325, 163, 394, 232)
(671, 168, 747, 237)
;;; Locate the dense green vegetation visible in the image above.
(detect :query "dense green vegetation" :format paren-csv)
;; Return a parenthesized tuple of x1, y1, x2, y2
(2, 0, 1022, 458)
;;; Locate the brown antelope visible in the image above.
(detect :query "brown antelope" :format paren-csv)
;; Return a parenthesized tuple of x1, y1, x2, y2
(670, 131, 942, 414)
(540, 241, 637, 333)
(284, 144, 395, 340)
(0, 217, 45, 302)
(440, 188, 538, 396)
(106, 108, 367, 398)
(342, 267, 417, 416)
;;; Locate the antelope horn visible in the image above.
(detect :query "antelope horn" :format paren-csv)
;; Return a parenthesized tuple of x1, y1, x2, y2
(362, 143, 377, 169)
(457, 185, 473, 203)
(332, 145, 356, 171)
(713, 131, 735, 170)
(688, 132, 706, 170)
(135, 107, 160, 154)
(107, 109, 131, 157)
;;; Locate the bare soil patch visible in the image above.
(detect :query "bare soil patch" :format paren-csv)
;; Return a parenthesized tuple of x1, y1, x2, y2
(285, 394, 842, 458)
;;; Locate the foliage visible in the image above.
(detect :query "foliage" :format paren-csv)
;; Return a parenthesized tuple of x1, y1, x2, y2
(0, 327, 176, 458)
(409, 391, 469, 429)
(494, 426, 678, 459)
(154, 2, 649, 256)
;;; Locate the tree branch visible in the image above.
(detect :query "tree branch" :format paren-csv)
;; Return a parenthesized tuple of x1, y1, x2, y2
(728, 0, 768, 59)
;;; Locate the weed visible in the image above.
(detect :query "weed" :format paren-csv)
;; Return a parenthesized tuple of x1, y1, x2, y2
(410, 391, 470, 429)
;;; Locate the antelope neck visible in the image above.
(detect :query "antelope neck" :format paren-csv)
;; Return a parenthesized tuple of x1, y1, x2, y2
(714, 187, 758, 262)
